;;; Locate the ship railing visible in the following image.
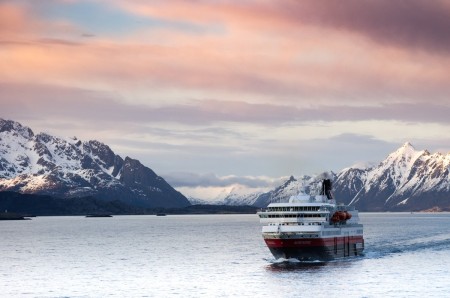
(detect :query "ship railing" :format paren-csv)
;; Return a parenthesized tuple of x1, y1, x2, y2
(259, 210, 330, 214)
(258, 207, 331, 212)
(260, 217, 328, 225)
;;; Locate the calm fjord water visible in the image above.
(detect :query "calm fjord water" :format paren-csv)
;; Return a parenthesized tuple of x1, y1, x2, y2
(1, 213, 450, 297)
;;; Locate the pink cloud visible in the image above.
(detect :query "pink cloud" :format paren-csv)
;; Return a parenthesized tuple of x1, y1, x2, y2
(0, 3, 36, 37)
(1, 0, 450, 108)
(1, 83, 450, 126)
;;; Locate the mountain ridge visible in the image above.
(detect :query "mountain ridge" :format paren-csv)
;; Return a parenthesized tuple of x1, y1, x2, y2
(0, 119, 190, 208)
(189, 142, 450, 211)
(335, 142, 450, 211)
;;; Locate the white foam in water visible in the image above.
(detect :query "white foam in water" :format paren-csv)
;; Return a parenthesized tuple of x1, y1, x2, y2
(268, 257, 329, 264)
(269, 257, 299, 263)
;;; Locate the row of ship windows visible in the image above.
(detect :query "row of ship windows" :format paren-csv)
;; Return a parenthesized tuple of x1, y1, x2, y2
(268, 207, 321, 212)
(261, 214, 325, 218)
(269, 222, 322, 226)
(266, 233, 320, 238)
(323, 231, 341, 236)
(322, 230, 363, 236)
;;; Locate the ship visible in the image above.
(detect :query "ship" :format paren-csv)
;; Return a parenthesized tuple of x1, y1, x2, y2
(257, 179, 364, 261)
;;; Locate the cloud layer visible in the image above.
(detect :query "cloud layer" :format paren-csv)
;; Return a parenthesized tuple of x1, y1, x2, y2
(1, 0, 450, 185)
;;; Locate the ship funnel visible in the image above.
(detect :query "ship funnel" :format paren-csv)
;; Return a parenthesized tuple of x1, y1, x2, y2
(321, 179, 333, 200)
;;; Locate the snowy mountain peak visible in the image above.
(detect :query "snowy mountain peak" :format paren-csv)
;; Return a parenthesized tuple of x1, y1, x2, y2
(381, 143, 425, 170)
(0, 118, 34, 139)
(283, 175, 297, 187)
(392, 142, 416, 157)
(402, 141, 414, 149)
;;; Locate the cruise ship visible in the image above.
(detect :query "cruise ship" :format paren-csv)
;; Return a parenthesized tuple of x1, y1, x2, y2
(257, 179, 364, 261)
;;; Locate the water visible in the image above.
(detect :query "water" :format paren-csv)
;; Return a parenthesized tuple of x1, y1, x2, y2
(1, 213, 450, 297)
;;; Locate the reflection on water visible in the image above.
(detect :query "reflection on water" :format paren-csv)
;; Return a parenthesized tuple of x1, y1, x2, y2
(265, 257, 356, 272)
(266, 261, 327, 272)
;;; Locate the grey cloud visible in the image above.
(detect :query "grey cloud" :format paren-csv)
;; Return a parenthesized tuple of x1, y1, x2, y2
(2, 83, 450, 127)
(281, 0, 450, 54)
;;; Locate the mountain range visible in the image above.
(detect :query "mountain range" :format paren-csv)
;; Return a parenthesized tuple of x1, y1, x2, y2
(0, 119, 190, 208)
(334, 142, 450, 211)
(1, 119, 449, 212)
(199, 143, 450, 211)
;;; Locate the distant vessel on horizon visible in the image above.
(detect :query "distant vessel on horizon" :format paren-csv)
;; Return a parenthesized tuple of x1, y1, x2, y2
(85, 214, 113, 218)
(257, 179, 364, 261)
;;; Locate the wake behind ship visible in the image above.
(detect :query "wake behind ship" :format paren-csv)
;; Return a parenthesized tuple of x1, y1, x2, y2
(257, 179, 364, 261)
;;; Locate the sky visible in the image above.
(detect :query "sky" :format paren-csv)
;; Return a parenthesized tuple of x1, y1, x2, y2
(1, 0, 450, 199)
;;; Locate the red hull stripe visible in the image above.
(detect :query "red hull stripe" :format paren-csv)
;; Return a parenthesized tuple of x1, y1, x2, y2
(265, 236, 364, 248)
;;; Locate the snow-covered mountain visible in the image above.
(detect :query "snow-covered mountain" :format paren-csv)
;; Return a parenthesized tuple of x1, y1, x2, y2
(334, 142, 450, 211)
(0, 119, 190, 208)
(251, 176, 297, 207)
(215, 184, 267, 206)
(187, 143, 450, 211)
(186, 184, 267, 206)
(191, 175, 331, 208)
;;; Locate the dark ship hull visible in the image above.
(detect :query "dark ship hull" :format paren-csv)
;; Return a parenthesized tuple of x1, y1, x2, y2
(264, 236, 364, 261)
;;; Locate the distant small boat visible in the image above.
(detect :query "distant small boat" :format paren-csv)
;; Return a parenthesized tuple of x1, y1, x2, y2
(85, 214, 113, 218)
(156, 213, 167, 216)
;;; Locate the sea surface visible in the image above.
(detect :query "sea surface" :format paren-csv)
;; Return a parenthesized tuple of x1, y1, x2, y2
(1, 213, 450, 297)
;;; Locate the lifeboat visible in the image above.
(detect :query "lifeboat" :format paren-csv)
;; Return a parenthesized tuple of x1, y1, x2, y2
(331, 211, 351, 223)
(331, 211, 342, 223)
